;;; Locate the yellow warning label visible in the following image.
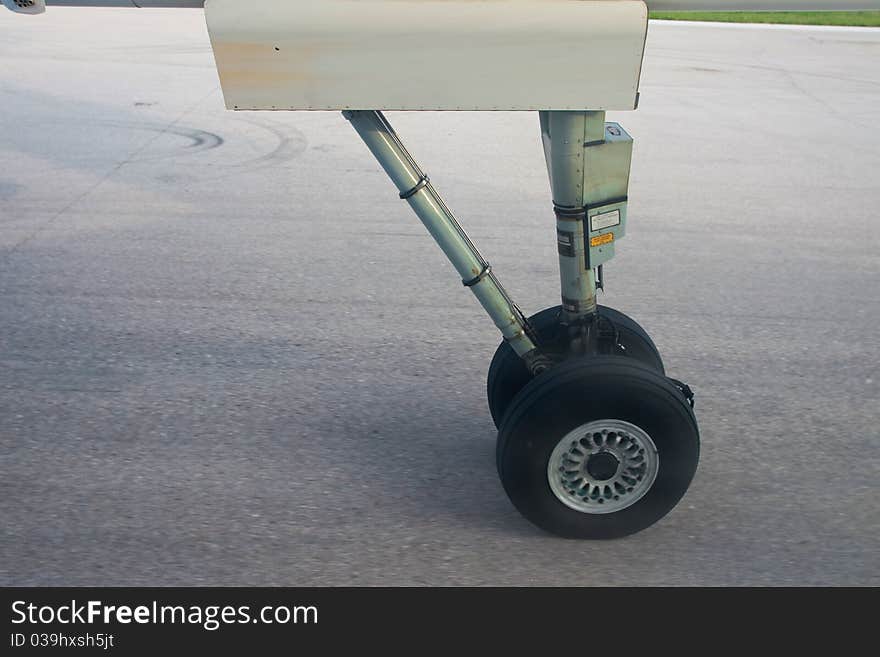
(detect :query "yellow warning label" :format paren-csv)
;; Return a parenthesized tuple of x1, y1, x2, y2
(590, 233, 614, 247)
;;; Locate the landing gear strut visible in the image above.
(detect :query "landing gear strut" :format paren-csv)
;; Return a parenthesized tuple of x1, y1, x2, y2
(345, 109, 699, 539)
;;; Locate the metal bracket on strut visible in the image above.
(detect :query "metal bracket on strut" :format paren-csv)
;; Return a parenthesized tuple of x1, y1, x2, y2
(521, 346, 553, 376)
(399, 175, 429, 200)
(553, 205, 587, 221)
(462, 264, 492, 288)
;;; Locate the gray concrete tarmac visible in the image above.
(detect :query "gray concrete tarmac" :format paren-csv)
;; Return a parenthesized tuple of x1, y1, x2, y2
(1, 11, 878, 585)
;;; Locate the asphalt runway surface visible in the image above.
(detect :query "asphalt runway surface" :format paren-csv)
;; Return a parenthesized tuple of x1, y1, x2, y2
(1, 11, 878, 585)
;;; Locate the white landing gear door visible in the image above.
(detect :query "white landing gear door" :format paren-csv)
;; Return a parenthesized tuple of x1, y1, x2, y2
(204, 0, 649, 112)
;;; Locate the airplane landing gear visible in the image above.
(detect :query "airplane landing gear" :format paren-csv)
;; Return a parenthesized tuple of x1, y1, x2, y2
(346, 109, 699, 538)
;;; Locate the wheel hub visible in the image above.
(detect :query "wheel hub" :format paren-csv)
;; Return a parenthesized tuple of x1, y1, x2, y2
(547, 419, 659, 515)
(585, 451, 620, 481)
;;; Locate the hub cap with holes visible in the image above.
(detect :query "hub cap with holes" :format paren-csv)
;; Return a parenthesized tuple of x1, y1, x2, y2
(547, 419, 660, 514)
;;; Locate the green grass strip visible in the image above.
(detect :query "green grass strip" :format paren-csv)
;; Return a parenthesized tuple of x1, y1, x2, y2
(649, 11, 880, 27)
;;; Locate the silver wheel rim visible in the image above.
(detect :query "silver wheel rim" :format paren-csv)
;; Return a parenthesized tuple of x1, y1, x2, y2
(547, 419, 659, 514)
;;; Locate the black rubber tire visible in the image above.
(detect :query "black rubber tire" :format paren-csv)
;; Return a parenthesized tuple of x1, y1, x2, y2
(497, 356, 699, 539)
(486, 305, 664, 428)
